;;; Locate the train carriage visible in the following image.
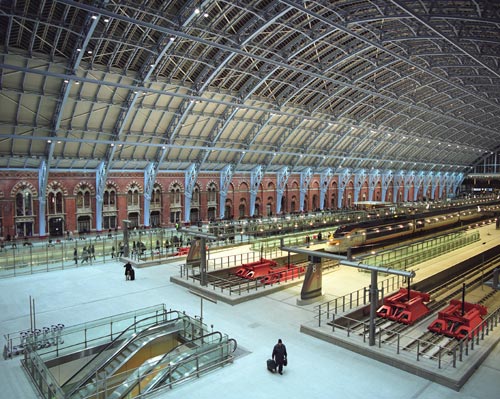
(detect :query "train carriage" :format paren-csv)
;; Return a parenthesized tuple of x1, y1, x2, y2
(325, 202, 498, 253)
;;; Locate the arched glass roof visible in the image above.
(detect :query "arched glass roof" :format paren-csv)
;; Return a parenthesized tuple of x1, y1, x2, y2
(0, 0, 499, 175)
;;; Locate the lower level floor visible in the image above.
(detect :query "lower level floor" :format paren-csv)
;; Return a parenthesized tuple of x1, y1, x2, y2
(1, 236, 499, 398)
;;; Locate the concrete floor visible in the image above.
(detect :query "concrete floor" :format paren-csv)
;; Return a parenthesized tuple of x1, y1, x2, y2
(1, 231, 499, 399)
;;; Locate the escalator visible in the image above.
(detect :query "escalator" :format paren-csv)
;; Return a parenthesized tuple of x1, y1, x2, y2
(62, 312, 193, 399)
(107, 332, 237, 398)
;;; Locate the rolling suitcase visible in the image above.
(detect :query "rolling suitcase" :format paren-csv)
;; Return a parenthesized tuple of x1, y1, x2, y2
(267, 359, 276, 372)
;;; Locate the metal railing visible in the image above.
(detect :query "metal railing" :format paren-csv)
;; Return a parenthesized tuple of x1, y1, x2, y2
(18, 305, 229, 399)
(85, 333, 237, 399)
(4, 304, 169, 360)
(0, 228, 199, 278)
(322, 306, 500, 371)
(314, 274, 407, 326)
(183, 265, 307, 296)
(358, 230, 480, 272)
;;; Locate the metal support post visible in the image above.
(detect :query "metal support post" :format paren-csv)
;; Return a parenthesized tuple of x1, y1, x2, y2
(369, 270, 378, 346)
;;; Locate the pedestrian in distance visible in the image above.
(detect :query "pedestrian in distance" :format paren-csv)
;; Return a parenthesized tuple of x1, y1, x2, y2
(81, 247, 89, 263)
(272, 339, 287, 375)
(124, 261, 134, 280)
(73, 247, 78, 265)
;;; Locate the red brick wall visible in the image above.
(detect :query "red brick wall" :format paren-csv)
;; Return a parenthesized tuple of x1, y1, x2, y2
(0, 170, 436, 239)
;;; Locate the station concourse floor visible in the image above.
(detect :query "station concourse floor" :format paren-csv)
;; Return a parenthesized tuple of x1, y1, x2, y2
(1, 226, 500, 399)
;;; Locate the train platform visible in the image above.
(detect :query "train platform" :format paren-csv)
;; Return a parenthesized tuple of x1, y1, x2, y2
(0, 224, 499, 399)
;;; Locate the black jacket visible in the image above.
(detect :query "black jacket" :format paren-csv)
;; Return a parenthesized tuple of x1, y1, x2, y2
(272, 343, 287, 365)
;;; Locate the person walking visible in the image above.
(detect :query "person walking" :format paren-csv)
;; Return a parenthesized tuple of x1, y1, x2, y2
(81, 247, 89, 263)
(124, 261, 133, 280)
(73, 247, 78, 265)
(272, 339, 287, 375)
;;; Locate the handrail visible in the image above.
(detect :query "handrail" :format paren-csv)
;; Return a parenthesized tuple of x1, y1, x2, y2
(62, 310, 183, 397)
(324, 305, 500, 370)
(4, 304, 167, 361)
(145, 331, 235, 394)
(21, 350, 67, 399)
(111, 331, 227, 398)
(228, 337, 238, 352)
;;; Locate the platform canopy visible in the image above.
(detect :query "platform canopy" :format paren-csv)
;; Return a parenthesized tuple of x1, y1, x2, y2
(0, 0, 499, 175)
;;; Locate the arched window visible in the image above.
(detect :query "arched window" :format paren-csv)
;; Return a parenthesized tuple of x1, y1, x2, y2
(104, 187, 116, 207)
(170, 184, 182, 206)
(47, 190, 64, 215)
(16, 189, 33, 216)
(207, 182, 218, 221)
(76, 185, 92, 233)
(150, 184, 162, 227)
(127, 185, 140, 207)
(15, 187, 35, 237)
(76, 186, 92, 210)
(152, 184, 162, 206)
(267, 196, 274, 216)
(170, 183, 182, 223)
(192, 185, 200, 206)
(208, 182, 217, 203)
(103, 185, 117, 230)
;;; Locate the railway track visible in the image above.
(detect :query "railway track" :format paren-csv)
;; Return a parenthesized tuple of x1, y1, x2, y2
(189, 259, 339, 292)
(341, 254, 500, 344)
